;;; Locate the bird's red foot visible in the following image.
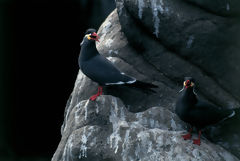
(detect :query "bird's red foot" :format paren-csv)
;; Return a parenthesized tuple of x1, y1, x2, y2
(89, 86, 103, 101)
(182, 133, 192, 140)
(90, 94, 99, 101)
(193, 139, 201, 146)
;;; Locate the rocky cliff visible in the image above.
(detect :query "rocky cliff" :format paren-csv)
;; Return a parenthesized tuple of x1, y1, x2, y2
(52, 0, 240, 160)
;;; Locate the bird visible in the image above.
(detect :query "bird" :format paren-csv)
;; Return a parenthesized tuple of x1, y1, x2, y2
(175, 77, 236, 145)
(79, 28, 157, 101)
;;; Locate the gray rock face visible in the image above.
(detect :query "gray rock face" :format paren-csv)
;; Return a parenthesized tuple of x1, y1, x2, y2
(52, 94, 238, 161)
(184, 0, 240, 16)
(96, 10, 178, 112)
(116, 0, 240, 108)
(53, 0, 240, 160)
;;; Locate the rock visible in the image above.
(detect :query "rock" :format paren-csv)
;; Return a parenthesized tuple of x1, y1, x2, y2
(184, 0, 240, 16)
(116, 0, 240, 107)
(52, 95, 239, 161)
(53, 1, 240, 160)
(113, 3, 240, 157)
(96, 10, 178, 112)
(204, 109, 240, 160)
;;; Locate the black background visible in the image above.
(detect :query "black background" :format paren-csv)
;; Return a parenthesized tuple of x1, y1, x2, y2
(0, 0, 115, 160)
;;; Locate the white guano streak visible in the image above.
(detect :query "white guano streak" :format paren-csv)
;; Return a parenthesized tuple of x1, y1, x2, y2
(186, 35, 194, 48)
(84, 100, 90, 121)
(63, 135, 74, 161)
(226, 3, 230, 11)
(138, 0, 144, 19)
(79, 127, 87, 158)
(151, 0, 165, 38)
(109, 97, 127, 154)
(79, 126, 95, 159)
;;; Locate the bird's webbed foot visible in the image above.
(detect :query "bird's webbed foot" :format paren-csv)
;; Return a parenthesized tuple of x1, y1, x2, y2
(182, 133, 192, 140)
(182, 127, 192, 140)
(193, 130, 202, 146)
(90, 94, 99, 101)
(193, 138, 201, 146)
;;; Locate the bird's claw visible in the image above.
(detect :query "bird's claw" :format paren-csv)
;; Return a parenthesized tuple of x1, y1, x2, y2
(182, 133, 192, 140)
(90, 94, 99, 101)
(193, 139, 201, 146)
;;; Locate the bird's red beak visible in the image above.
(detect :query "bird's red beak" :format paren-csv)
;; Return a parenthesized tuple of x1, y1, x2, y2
(91, 32, 100, 42)
(185, 80, 191, 88)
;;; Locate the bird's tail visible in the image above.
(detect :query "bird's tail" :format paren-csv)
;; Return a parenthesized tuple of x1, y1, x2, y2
(227, 110, 235, 119)
(125, 80, 158, 89)
(220, 108, 239, 122)
(232, 108, 240, 117)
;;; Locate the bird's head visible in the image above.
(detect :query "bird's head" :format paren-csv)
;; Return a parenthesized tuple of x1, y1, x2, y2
(183, 77, 195, 89)
(84, 28, 100, 42)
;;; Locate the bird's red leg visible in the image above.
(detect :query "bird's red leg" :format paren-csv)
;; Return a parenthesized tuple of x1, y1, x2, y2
(182, 128, 192, 140)
(90, 86, 103, 101)
(193, 130, 201, 146)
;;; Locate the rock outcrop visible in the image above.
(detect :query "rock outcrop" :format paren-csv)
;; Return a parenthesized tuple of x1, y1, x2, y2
(53, 0, 240, 160)
(52, 94, 238, 161)
(116, 0, 240, 108)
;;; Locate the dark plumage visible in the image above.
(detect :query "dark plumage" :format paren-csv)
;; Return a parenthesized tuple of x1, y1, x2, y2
(175, 77, 235, 145)
(79, 28, 157, 101)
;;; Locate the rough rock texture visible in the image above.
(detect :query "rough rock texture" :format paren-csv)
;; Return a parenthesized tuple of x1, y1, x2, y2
(53, 0, 240, 160)
(184, 0, 240, 16)
(52, 94, 238, 161)
(116, 0, 240, 108)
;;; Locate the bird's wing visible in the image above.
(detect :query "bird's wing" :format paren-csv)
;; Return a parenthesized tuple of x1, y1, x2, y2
(82, 55, 136, 85)
(190, 101, 234, 126)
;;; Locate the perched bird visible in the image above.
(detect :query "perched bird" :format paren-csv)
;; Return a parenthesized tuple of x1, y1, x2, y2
(175, 77, 235, 145)
(79, 28, 157, 101)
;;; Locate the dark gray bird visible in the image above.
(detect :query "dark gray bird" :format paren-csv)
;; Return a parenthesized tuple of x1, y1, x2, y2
(175, 77, 235, 145)
(79, 28, 157, 101)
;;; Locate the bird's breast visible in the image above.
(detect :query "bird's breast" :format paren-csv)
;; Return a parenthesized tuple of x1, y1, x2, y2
(176, 101, 192, 122)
